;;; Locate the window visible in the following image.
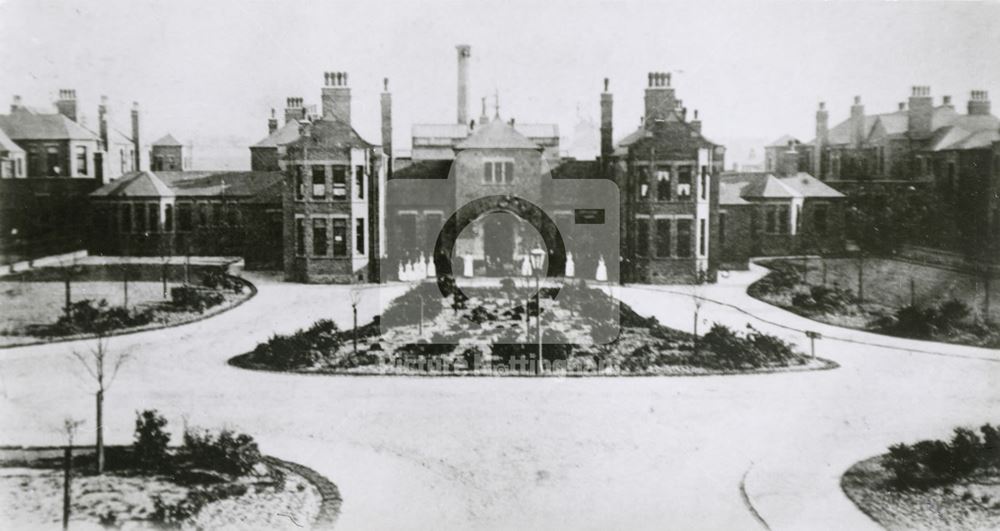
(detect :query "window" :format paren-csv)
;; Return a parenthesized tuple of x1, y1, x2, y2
(356, 218, 365, 254)
(295, 167, 306, 200)
(700, 166, 708, 200)
(47, 147, 60, 176)
(698, 218, 706, 256)
(312, 218, 328, 256)
(947, 162, 957, 191)
(211, 203, 222, 227)
(198, 203, 209, 227)
(655, 218, 671, 257)
(677, 167, 692, 199)
(75, 146, 88, 176)
(164, 204, 174, 232)
(676, 219, 692, 258)
(147, 203, 159, 233)
(295, 218, 306, 256)
(136, 203, 148, 233)
(777, 205, 789, 234)
(312, 166, 326, 199)
(227, 203, 240, 226)
(635, 218, 649, 257)
(483, 161, 514, 184)
(177, 203, 192, 232)
(332, 167, 347, 198)
(121, 203, 133, 233)
(332, 218, 348, 256)
(355, 165, 365, 199)
(119, 148, 126, 175)
(814, 204, 828, 235)
(655, 169, 671, 201)
(15, 157, 22, 177)
(636, 168, 650, 200)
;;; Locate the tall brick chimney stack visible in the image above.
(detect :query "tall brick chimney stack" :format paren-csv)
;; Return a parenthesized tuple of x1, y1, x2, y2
(321, 71, 351, 125)
(968, 90, 991, 115)
(381, 77, 393, 178)
(267, 108, 278, 135)
(284, 97, 305, 124)
(98, 95, 109, 150)
(131, 102, 141, 171)
(850, 95, 865, 147)
(456, 45, 471, 125)
(55, 89, 78, 122)
(908, 85, 933, 137)
(600, 77, 613, 173)
(814, 101, 828, 178)
(644, 72, 676, 125)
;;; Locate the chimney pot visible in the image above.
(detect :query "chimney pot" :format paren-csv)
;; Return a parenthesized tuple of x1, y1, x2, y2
(943, 95, 952, 105)
(899, 102, 906, 110)
(603, 77, 609, 92)
(853, 95, 861, 104)
(693, 109, 699, 120)
(383, 77, 389, 92)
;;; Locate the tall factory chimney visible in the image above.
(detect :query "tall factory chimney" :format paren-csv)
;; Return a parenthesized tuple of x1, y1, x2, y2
(381, 77, 393, 178)
(456, 44, 471, 124)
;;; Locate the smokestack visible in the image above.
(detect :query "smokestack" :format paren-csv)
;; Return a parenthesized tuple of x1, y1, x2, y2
(55, 89, 78, 122)
(381, 77, 393, 178)
(600, 77, 613, 173)
(644, 72, 676, 125)
(321, 71, 351, 125)
(850, 95, 865, 147)
(814, 101, 828, 179)
(131, 101, 141, 171)
(908, 85, 933, 136)
(968, 90, 991, 115)
(268, 108, 278, 135)
(98, 95, 109, 150)
(284, 97, 304, 123)
(690, 109, 701, 134)
(456, 45, 471, 124)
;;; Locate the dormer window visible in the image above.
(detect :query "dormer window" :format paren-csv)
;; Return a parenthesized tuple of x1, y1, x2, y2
(483, 160, 514, 184)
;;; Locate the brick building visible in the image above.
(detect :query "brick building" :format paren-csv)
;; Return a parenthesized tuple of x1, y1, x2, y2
(88, 170, 284, 269)
(717, 172, 845, 269)
(150, 134, 187, 171)
(0, 91, 140, 261)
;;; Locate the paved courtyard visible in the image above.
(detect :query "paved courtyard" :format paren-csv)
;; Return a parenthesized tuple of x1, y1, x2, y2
(1, 266, 998, 530)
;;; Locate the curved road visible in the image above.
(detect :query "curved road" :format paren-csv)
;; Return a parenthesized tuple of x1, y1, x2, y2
(1, 267, 998, 530)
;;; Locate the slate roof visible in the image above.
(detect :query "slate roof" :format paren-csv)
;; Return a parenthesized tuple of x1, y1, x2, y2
(718, 172, 843, 205)
(152, 133, 182, 147)
(0, 110, 99, 141)
(389, 159, 453, 180)
(284, 118, 373, 153)
(0, 127, 25, 154)
(817, 105, 992, 145)
(91, 171, 284, 201)
(767, 134, 800, 147)
(550, 160, 602, 180)
(411, 122, 559, 143)
(252, 120, 303, 148)
(455, 118, 540, 150)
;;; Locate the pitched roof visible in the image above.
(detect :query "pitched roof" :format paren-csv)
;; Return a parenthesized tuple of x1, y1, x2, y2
(90, 170, 284, 201)
(252, 120, 303, 148)
(152, 133, 182, 147)
(718, 172, 843, 205)
(455, 118, 540, 150)
(389, 159, 453, 180)
(0, 110, 99, 141)
(0, 127, 25, 154)
(767, 134, 800, 147)
(284, 118, 373, 152)
(551, 160, 602, 180)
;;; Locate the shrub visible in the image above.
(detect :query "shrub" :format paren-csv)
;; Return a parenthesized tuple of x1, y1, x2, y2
(748, 263, 801, 296)
(182, 427, 261, 477)
(51, 299, 155, 335)
(884, 425, 1000, 490)
(250, 319, 340, 369)
(698, 324, 802, 370)
(134, 409, 171, 471)
(201, 269, 244, 293)
(171, 285, 225, 313)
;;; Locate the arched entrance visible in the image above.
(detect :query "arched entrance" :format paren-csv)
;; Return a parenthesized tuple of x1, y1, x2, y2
(433, 195, 566, 295)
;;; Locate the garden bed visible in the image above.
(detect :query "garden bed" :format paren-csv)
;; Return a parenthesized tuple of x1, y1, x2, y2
(0, 269, 254, 348)
(842, 425, 1000, 530)
(749, 259, 1000, 348)
(232, 280, 833, 376)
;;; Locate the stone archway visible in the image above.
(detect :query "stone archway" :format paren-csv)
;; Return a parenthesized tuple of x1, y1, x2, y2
(433, 195, 566, 294)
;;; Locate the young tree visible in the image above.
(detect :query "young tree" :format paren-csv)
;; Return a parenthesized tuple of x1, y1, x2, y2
(349, 286, 363, 357)
(69, 334, 131, 474)
(61, 417, 84, 531)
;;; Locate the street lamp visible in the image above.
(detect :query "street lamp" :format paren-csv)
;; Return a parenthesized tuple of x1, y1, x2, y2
(529, 247, 545, 376)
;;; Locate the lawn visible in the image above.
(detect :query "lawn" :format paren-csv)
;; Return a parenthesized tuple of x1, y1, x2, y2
(0, 281, 168, 334)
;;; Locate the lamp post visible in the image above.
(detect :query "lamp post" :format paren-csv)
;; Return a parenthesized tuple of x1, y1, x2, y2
(529, 248, 545, 376)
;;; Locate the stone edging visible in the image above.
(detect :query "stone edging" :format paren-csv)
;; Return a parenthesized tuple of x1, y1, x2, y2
(739, 463, 771, 530)
(0, 274, 257, 350)
(263, 455, 342, 529)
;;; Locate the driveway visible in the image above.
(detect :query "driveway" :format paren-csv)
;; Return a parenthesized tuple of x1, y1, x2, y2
(1, 268, 998, 530)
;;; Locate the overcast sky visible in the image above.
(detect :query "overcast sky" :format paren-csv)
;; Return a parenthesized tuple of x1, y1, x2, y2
(1, 0, 998, 168)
